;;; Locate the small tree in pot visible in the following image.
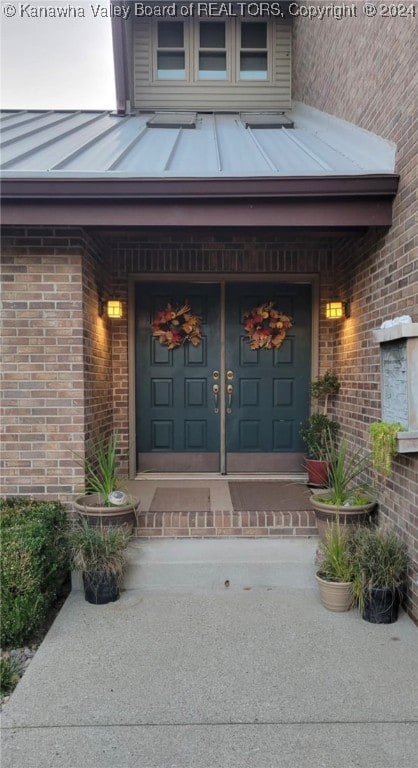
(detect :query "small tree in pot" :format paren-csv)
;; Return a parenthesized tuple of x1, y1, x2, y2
(68, 519, 130, 605)
(300, 370, 340, 486)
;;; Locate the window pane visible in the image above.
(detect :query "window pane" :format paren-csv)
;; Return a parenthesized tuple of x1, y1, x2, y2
(199, 52, 227, 80)
(158, 22, 184, 48)
(157, 51, 185, 79)
(200, 22, 225, 48)
(240, 52, 268, 80)
(241, 23, 267, 49)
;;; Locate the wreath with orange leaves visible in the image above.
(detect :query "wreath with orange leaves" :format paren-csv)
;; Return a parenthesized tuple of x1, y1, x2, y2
(243, 302, 293, 350)
(152, 303, 202, 350)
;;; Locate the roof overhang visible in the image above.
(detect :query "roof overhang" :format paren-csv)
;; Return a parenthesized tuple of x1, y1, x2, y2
(1, 175, 399, 228)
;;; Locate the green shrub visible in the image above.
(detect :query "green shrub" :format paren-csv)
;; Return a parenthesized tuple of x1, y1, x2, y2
(300, 414, 339, 460)
(0, 498, 70, 647)
(68, 518, 130, 578)
(350, 525, 408, 610)
(317, 520, 355, 583)
(0, 656, 20, 696)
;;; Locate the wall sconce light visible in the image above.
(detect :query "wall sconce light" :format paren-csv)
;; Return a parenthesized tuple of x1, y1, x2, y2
(106, 300, 123, 319)
(98, 298, 123, 319)
(325, 300, 350, 320)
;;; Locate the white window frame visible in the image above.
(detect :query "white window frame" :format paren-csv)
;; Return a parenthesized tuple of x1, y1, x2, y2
(195, 19, 230, 82)
(238, 20, 271, 82)
(153, 20, 190, 82)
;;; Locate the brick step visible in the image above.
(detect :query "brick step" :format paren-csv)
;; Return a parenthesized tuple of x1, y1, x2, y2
(135, 509, 317, 538)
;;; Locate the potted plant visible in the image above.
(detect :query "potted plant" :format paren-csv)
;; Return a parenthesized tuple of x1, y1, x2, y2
(350, 526, 409, 624)
(300, 370, 340, 486)
(310, 435, 377, 541)
(315, 518, 355, 612)
(300, 414, 339, 486)
(68, 519, 130, 605)
(369, 422, 405, 477)
(74, 433, 139, 533)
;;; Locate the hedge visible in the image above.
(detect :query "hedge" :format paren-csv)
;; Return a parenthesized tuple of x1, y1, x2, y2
(0, 498, 70, 647)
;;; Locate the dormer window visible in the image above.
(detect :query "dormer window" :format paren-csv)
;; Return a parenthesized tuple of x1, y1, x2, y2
(136, 17, 292, 112)
(240, 22, 268, 81)
(199, 22, 227, 81)
(157, 21, 186, 80)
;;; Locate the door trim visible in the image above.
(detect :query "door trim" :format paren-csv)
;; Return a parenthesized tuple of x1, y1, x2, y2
(220, 282, 227, 475)
(128, 273, 319, 477)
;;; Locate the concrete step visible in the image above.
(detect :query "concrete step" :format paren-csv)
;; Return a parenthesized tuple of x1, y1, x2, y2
(73, 538, 318, 592)
(72, 537, 318, 592)
(124, 538, 318, 591)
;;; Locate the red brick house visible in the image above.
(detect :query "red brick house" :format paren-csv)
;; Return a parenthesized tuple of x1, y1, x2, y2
(1, 3, 417, 619)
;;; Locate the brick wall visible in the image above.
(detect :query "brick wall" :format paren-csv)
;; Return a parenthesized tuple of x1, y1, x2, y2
(81, 239, 114, 459)
(293, 13, 418, 619)
(0, 230, 114, 502)
(292, 12, 417, 143)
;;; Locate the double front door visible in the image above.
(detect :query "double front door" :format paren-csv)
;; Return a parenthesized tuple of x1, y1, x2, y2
(136, 281, 311, 473)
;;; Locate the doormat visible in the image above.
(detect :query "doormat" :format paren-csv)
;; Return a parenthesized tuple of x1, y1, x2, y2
(149, 488, 211, 512)
(228, 482, 311, 512)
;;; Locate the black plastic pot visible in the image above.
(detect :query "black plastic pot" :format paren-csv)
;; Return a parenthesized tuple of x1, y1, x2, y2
(82, 571, 120, 605)
(363, 587, 400, 624)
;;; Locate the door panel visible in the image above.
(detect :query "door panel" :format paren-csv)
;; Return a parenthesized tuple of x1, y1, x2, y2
(136, 282, 220, 471)
(225, 283, 311, 472)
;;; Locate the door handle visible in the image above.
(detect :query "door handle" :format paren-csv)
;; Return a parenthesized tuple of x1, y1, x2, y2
(226, 384, 233, 414)
(226, 370, 234, 381)
(212, 383, 219, 413)
(212, 370, 220, 380)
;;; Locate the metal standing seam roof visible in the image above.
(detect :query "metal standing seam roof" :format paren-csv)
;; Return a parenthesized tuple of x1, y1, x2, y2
(0, 103, 396, 180)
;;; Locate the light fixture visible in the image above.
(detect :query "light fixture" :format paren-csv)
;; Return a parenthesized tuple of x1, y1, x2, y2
(325, 300, 350, 319)
(98, 297, 123, 319)
(106, 300, 123, 319)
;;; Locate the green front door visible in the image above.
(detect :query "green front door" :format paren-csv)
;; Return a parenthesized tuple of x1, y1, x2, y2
(225, 283, 311, 472)
(136, 282, 221, 472)
(136, 281, 311, 473)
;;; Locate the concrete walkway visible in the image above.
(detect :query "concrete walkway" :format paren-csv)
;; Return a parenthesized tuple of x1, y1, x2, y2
(2, 540, 418, 768)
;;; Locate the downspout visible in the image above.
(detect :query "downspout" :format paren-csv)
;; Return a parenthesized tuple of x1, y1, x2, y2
(111, 0, 132, 115)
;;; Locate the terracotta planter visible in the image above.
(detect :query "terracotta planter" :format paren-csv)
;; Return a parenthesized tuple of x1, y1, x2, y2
(316, 573, 353, 612)
(74, 494, 139, 534)
(310, 493, 377, 542)
(305, 458, 328, 487)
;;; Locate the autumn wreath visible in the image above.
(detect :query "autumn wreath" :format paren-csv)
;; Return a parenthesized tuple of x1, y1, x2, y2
(243, 302, 293, 350)
(152, 303, 202, 350)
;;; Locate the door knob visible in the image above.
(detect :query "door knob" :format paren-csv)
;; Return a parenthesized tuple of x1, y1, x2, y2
(212, 383, 220, 413)
(226, 383, 233, 413)
(226, 370, 234, 380)
(212, 370, 220, 380)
